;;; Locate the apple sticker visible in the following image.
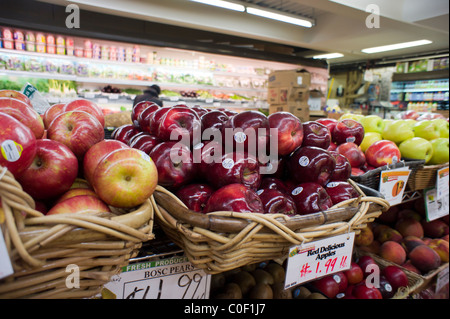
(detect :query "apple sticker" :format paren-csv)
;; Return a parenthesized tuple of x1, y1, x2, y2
(298, 156, 310, 167)
(291, 186, 303, 196)
(1, 140, 22, 162)
(222, 158, 235, 169)
(234, 132, 247, 143)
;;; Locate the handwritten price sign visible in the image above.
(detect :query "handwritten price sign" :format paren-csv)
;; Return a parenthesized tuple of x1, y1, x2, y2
(284, 233, 355, 289)
(103, 256, 211, 299)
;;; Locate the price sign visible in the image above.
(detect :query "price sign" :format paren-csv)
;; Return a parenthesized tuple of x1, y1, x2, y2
(436, 266, 449, 294)
(379, 167, 411, 206)
(103, 255, 211, 299)
(284, 233, 355, 289)
(436, 166, 449, 201)
(424, 187, 449, 221)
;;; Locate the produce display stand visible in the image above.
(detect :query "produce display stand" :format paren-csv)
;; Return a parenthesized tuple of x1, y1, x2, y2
(0, 165, 155, 299)
(152, 180, 390, 274)
(407, 162, 449, 191)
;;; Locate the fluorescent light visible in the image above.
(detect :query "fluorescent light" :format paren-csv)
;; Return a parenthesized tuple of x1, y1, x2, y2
(313, 53, 344, 59)
(362, 40, 432, 54)
(246, 7, 314, 28)
(190, 0, 245, 12)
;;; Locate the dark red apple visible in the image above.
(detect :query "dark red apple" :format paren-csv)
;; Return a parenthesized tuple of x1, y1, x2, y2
(382, 265, 408, 291)
(357, 255, 378, 278)
(192, 140, 224, 177)
(267, 111, 303, 156)
(222, 110, 269, 157)
(112, 124, 141, 145)
(287, 146, 336, 186)
(325, 181, 359, 205)
(205, 152, 261, 190)
(379, 275, 395, 299)
(0, 112, 37, 178)
(259, 177, 289, 194)
(311, 275, 340, 299)
(148, 106, 171, 135)
(17, 139, 78, 200)
(201, 110, 229, 141)
(191, 106, 208, 118)
(351, 167, 366, 176)
(290, 182, 333, 215)
(301, 121, 331, 149)
(332, 272, 348, 294)
(204, 183, 264, 213)
(129, 133, 161, 154)
(256, 188, 297, 215)
(344, 262, 364, 285)
(327, 141, 337, 152)
(316, 118, 338, 136)
(63, 98, 105, 127)
(176, 183, 214, 213)
(135, 101, 160, 131)
(332, 119, 365, 146)
(353, 283, 382, 299)
(336, 142, 366, 168)
(156, 106, 201, 145)
(329, 151, 351, 181)
(148, 141, 196, 190)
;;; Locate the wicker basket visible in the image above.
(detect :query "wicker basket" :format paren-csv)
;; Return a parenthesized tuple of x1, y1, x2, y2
(355, 250, 424, 299)
(152, 180, 390, 274)
(350, 159, 425, 191)
(407, 162, 449, 191)
(0, 166, 155, 299)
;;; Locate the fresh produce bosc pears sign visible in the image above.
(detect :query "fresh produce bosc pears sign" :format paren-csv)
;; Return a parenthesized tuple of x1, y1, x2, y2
(285, 232, 355, 289)
(379, 167, 411, 206)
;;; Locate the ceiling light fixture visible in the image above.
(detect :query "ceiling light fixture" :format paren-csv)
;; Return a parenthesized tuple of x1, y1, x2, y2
(313, 53, 344, 59)
(189, 0, 245, 12)
(246, 7, 314, 28)
(362, 39, 432, 54)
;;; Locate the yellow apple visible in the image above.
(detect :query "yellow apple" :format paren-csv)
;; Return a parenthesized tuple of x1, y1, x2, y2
(339, 113, 364, 122)
(360, 132, 383, 152)
(47, 195, 110, 215)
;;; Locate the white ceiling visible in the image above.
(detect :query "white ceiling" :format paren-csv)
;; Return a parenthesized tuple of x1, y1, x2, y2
(40, 0, 449, 65)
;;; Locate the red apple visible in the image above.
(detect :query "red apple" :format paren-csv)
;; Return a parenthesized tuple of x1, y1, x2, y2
(365, 140, 401, 168)
(136, 103, 160, 133)
(336, 142, 366, 168)
(55, 187, 99, 204)
(351, 167, 366, 176)
(47, 195, 110, 215)
(316, 118, 338, 135)
(17, 139, 78, 200)
(353, 283, 382, 299)
(63, 99, 105, 127)
(176, 183, 214, 213)
(193, 140, 224, 177)
(204, 183, 264, 214)
(149, 141, 196, 190)
(356, 255, 378, 278)
(402, 110, 419, 120)
(133, 101, 159, 128)
(267, 111, 303, 156)
(332, 271, 348, 293)
(112, 124, 141, 145)
(312, 275, 340, 299)
(325, 181, 359, 205)
(200, 110, 229, 141)
(82, 139, 129, 184)
(191, 106, 208, 118)
(0, 113, 37, 178)
(205, 152, 261, 190)
(156, 106, 201, 145)
(259, 177, 289, 194)
(0, 90, 32, 106)
(344, 262, 364, 285)
(0, 97, 45, 139)
(382, 265, 408, 291)
(329, 151, 351, 181)
(256, 188, 297, 215)
(43, 103, 65, 129)
(129, 133, 161, 154)
(327, 141, 337, 152)
(301, 121, 331, 149)
(148, 106, 172, 135)
(287, 146, 336, 186)
(290, 182, 333, 215)
(378, 275, 396, 299)
(333, 119, 365, 146)
(92, 148, 158, 208)
(47, 111, 105, 159)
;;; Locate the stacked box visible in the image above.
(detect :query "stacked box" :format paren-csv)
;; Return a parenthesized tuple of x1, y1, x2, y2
(267, 69, 311, 122)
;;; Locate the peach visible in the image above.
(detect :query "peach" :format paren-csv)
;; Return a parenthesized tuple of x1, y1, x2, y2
(397, 209, 422, 221)
(422, 219, 449, 238)
(401, 261, 421, 275)
(402, 236, 426, 255)
(376, 226, 403, 244)
(395, 218, 424, 238)
(409, 245, 441, 274)
(355, 226, 374, 246)
(428, 239, 449, 263)
(373, 223, 390, 238)
(413, 197, 426, 217)
(358, 240, 381, 255)
(378, 206, 399, 224)
(380, 241, 407, 265)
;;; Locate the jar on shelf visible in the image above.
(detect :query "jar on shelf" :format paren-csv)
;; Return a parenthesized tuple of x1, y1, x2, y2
(2, 28, 14, 49)
(117, 46, 125, 62)
(13, 30, 25, 50)
(25, 32, 35, 52)
(74, 47, 84, 57)
(92, 43, 101, 59)
(101, 45, 109, 60)
(109, 46, 117, 61)
(35, 32, 46, 53)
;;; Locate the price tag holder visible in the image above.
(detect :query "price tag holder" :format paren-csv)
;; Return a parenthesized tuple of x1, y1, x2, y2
(0, 227, 14, 280)
(103, 255, 211, 299)
(424, 187, 449, 221)
(379, 167, 411, 206)
(435, 266, 449, 294)
(284, 232, 355, 289)
(436, 166, 449, 201)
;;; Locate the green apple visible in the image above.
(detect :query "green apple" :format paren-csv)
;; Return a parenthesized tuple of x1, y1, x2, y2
(360, 132, 382, 152)
(382, 120, 414, 144)
(339, 113, 364, 122)
(432, 119, 449, 138)
(399, 137, 433, 163)
(403, 119, 417, 129)
(360, 115, 385, 134)
(428, 138, 449, 165)
(413, 120, 441, 140)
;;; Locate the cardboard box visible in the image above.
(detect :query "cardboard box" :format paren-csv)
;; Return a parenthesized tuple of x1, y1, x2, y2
(268, 69, 311, 88)
(267, 87, 308, 104)
(289, 102, 310, 123)
(269, 104, 290, 114)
